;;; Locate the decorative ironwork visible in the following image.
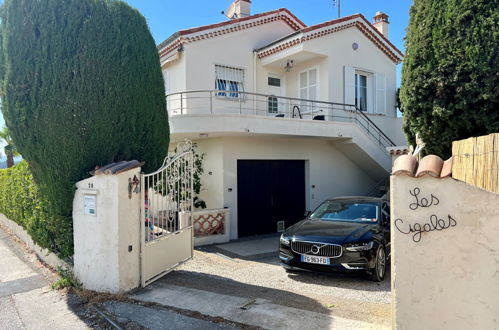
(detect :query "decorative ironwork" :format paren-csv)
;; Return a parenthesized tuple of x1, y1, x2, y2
(193, 211, 226, 237)
(141, 140, 194, 243)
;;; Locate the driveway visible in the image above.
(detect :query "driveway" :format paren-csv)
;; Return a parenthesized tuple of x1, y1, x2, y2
(132, 235, 391, 329)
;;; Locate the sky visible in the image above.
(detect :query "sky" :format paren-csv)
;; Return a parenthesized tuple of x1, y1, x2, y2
(0, 0, 413, 143)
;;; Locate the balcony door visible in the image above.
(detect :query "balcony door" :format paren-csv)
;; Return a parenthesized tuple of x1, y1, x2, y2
(299, 68, 318, 117)
(267, 75, 283, 115)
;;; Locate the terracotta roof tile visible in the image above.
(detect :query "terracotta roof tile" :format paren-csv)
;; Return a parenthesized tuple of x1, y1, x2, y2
(392, 155, 417, 176)
(392, 155, 454, 178)
(92, 160, 144, 176)
(157, 8, 306, 52)
(387, 146, 410, 155)
(440, 157, 453, 178)
(415, 155, 443, 178)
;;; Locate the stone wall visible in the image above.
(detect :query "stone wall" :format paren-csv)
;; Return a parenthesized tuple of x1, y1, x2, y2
(391, 175, 499, 329)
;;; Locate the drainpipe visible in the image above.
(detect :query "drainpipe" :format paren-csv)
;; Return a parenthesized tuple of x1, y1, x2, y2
(253, 50, 257, 115)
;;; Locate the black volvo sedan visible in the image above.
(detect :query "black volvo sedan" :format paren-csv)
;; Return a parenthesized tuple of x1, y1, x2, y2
(279, 196, 390, 281)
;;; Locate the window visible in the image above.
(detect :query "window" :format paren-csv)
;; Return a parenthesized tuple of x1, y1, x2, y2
(267, 75, 282, 114)
(355, 73, 367, 111)
(268, 77, 281, 87)
(310, 201, 379, 223)
(299, 68, 317, 100)
(268, 96, 278, 113)
(215, 65, 244, 98)
(163, 70, 170, 95)
(345, 67, 385, 114)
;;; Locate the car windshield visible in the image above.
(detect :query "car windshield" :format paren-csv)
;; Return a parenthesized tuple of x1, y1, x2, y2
(310, 201, 379, 223)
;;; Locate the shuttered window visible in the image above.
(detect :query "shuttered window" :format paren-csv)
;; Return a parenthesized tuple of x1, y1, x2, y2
(215, 65, 244, 98)
(344, 66, 386, 114)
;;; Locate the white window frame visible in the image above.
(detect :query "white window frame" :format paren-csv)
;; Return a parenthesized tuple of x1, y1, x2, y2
(298, 67, 319, 101)
(345, 66, 386, 114)
(267, 73, 284, 114)
(163, 69, 170, 95)
(215, 64, 245, 99)
(355, 72, 368, 112)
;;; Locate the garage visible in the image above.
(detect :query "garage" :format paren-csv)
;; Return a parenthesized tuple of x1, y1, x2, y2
(237, 160, 306, 237)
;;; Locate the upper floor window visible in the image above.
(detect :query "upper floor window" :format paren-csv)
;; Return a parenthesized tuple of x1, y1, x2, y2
(355, 73, 367, 111)
(344, 66, 386, 114)
(163, 70, 170, 95)
(215, 65, 244, 98)
(299, 68, 318, 100)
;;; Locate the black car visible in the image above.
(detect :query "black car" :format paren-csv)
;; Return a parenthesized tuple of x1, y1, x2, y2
(279, 196, 390, 281)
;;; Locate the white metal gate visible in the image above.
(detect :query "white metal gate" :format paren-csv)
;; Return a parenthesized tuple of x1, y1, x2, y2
(140, 140, 194, 287)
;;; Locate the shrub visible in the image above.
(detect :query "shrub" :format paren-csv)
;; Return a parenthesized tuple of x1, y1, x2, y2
(0, 161, 73, 257)
(51, 266, 82, 290)
(0, 0, 169, 226)
(400, 0, 499, 157)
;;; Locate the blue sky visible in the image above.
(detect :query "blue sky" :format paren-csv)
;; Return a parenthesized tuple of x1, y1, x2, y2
(0, 0, 413, 136)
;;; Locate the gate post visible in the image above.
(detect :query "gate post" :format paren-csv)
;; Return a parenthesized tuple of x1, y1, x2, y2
(73, 165, 142, 293)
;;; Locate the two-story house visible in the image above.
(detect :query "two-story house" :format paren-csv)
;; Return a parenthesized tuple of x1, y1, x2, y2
(158, 0, 405, 240)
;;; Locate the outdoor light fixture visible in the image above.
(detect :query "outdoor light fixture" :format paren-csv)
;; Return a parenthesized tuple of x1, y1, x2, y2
(352, 42, 359, 50)
(284, 59, 294, 72)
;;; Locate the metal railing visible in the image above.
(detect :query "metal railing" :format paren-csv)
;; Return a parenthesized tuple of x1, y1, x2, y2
(166, 90, 396, 150)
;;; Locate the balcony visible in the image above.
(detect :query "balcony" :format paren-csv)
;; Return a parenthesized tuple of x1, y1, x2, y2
(166, 90, 396, 152)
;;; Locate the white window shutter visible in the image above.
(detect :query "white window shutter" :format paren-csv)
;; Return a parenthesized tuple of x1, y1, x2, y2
(344, 66, 355, 105)
(375, 72, 386, 114)
(163, 70, 169, 95)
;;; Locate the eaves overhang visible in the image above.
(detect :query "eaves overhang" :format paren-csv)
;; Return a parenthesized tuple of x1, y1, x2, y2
(257, 14, 404, 64)
(157, 8, 306, 66)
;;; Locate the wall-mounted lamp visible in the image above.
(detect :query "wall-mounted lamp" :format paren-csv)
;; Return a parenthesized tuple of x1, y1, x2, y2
(177, 43, 184, 52)
(284, 60, 294, 72)
(352, 42, 359, 50)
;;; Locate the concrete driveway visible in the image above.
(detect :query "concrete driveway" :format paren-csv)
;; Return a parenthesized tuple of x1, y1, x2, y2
(131, 235, 391, 329)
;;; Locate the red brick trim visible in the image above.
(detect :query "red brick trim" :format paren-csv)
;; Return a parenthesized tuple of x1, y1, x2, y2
(159, 9, 305, 61)
(257, 17, 403, 64)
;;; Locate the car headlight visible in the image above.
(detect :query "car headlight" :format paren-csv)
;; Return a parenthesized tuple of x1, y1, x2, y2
(344, 241, 374, 251)
(280, 234, 290, 246)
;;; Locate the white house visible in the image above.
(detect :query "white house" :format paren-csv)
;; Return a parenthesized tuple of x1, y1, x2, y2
(157, 1, 405, 240)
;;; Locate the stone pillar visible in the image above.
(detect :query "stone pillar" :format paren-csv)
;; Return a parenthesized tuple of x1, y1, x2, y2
(73, 168, 141, 293)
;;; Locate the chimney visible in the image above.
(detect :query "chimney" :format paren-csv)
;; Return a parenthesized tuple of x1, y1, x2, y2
(373, 11, 389, 38)
(226, 0, 251, 19)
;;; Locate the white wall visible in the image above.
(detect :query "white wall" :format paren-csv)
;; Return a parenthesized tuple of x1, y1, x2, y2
(258, 27, 398, 117)
(73, 169, 141, 293)
(191, 136, 376, 239)
(391, 175, 499, 329)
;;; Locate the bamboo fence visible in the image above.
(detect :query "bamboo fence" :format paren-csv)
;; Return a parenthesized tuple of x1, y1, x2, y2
(452, 133, 499, 193)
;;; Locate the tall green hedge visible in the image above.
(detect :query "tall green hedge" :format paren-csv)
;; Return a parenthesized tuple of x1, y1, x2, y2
(400, 0, 499, 158)
(0, 0, 169, 253)
(0, 162, 73, 257)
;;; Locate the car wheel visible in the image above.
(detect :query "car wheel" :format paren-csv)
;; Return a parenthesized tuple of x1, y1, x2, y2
(369, 245, 386, 282)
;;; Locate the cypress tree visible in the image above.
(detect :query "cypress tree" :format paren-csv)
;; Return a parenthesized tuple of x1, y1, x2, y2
(0, 0, 169, 255)
(400, 0, 499, 157)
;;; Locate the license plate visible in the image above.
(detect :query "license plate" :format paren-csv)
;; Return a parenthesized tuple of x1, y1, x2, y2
(301, 254, 330, 265)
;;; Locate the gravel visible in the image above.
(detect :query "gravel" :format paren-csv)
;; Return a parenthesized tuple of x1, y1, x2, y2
(160, 249, 391, 326)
